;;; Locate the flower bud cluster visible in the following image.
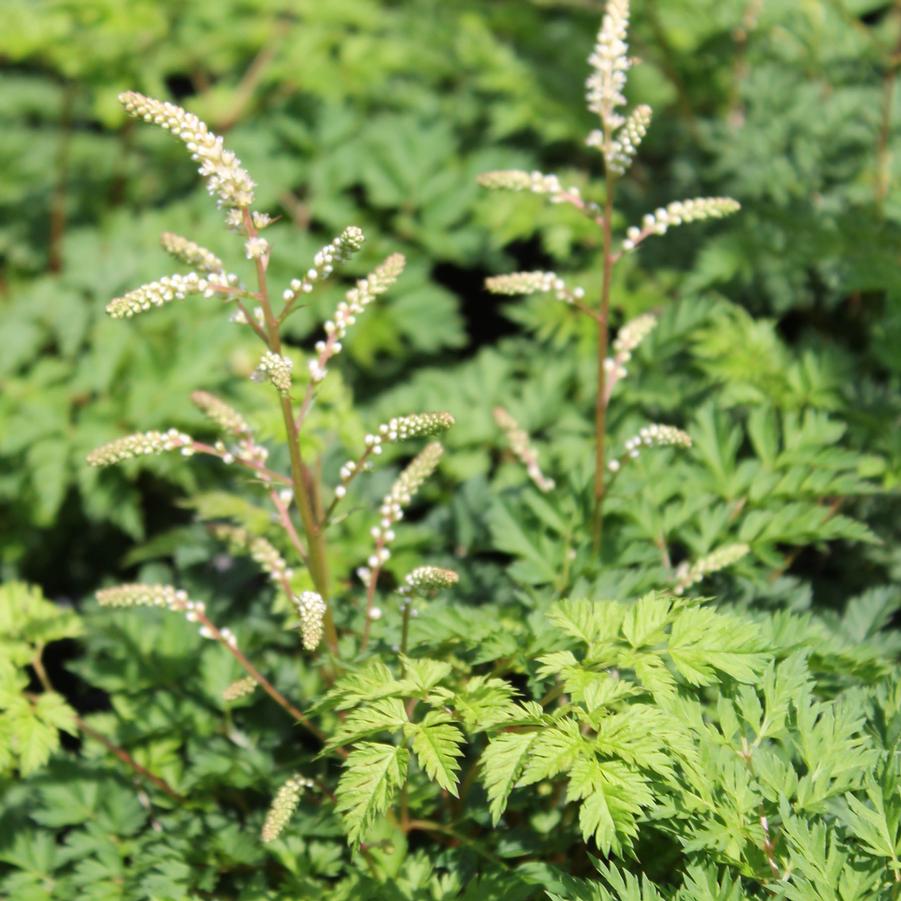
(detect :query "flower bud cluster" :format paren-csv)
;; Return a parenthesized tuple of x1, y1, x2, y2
(613, 313, 657, 357)
(586, 0, 631, 128)
(398, 566, 459, 598)
(281, 227, 366, 307)
(623, 197, 741, 251)
(292, 591, 327, 651)
(603, 313, 658, 396)
(589, 104, 652, 175)
(367, 412, 455, 452)
(308, 253, 406, 384)
(478, 170, 582, 205)
(191, 391, 252, 438)
(119, 91, 255, 210)
(608, 424, 691, 472)
(213, 525, 292, 587)
(261, 774, 315, 843)
(96, 583, 192, 611)
(106, 271, 237, 318)
(335, 413, 453, 500)
(86, 429, 194, 467)
(336, 459, 365, 493)
(244, 237, 269, 261)
(674, 543, 750, 595)
(369, 443, 443, 568)
(494, 407, 556, 493)
(160, 232, 224, 273)
(485, 271, 585, 306)
(223, 676, 257, 702)
(254, 351, 293, 395)
(95, 582, 236, 645)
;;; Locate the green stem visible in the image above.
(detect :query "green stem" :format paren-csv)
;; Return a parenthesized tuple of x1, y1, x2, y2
(242, 209, 339, 655)
(405, 819, 503, 866)
(592, 167, 616, 552)
(400, 599, 412, 657)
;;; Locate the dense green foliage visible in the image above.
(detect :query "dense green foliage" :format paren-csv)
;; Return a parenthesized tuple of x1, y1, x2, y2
(1, 0, 899, 899)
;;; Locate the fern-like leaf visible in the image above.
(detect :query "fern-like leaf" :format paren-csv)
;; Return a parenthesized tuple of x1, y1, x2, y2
(481, 730, 541, 823)
(405, 711, 464, 795)
(335, 742, 408, 845)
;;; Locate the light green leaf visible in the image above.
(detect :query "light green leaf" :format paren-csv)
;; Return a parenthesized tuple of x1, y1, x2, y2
(481, 730, 541, 824)
(335, 742, 409, 846)
(404, 712, 463, 795)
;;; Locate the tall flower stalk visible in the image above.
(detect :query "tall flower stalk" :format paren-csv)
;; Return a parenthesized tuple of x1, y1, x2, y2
(89, 92, 453, 673)
(482, 0, 739, 553)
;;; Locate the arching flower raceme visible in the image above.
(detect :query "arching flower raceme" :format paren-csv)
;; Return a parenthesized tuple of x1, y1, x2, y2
(119, 91, 255, 211)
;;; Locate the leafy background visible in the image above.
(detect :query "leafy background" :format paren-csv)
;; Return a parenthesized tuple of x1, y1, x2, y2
(1, 0, 899, 897)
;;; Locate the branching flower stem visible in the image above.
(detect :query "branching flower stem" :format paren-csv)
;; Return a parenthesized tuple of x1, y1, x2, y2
(400, 599, 413, 656)
(558, 190, 606, 228)
(190, 439, 291, 485)
(241, 210, 339, 655)
(234, 298, 270, 345)
(269, 488, 308, 565)
(192, 608, 342, 754)
(322, 446, 374, 526)
(75, 713, 186, 801)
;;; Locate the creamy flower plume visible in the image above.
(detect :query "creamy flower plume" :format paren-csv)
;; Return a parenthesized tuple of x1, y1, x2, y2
(105, 271, 237, 319)
(308, 253, 406, 384)
(623, 197, 741, 251)
(119, 91, 255, 210)
(367, 412, 455, 449)
(292, 591, 327, 651)
(213, 525, 292, 588)
(494, 407, 556, 493)
(261, 774, 314, 843)
(674, 544, 750, 595)
(191, 391, 252, 438)
(485, 271, 586, 307)
(244, 236, 269, 261)
(95, 583, 236, 646)
(604, 313, 658, 401)
(589, 104, 652, 175)
(96, 583, 192, 610)
(333, 413, 453, 503)
(86, 429, 194, 467)
(399, 566, 459, 597)
(223, 676, 257, 702)
(366, 443, 443, 569)
(253, 351, 293, 395)
(586, 0, 631, 129)
(478, 169, 582, 205)
(613, 313, 657, 357)
(160, 232, 224, 273)
(607, 423, 692, 473)
(281, 227, 366, 310)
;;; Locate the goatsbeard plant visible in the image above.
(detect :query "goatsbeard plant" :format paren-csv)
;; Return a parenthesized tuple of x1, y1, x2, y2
(482, 0, 739, 555)
(49, 5, 896, 897)
(85, 91, 461, 841)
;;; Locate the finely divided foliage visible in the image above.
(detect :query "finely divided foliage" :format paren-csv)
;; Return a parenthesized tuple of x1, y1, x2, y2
(2, 2, 897, 898)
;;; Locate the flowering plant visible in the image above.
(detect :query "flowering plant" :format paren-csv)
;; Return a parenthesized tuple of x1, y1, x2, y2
(1, 2, 897, 898)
